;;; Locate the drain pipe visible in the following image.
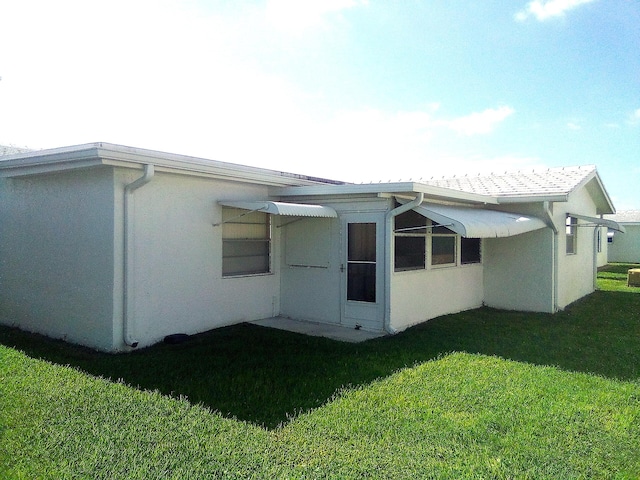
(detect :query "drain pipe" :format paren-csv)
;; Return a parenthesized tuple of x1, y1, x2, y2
(542, 202, 559, 313)
(123, 164, 155, 348)
(383, 193, 424, 334)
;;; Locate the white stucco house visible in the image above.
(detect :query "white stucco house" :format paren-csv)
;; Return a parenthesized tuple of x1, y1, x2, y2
(605, 210, 640, 263)
(0, 143, 624, 352)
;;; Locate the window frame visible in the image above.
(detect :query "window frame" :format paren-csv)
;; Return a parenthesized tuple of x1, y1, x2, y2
(461, 237, 482, 265)
(429, 225, 457, 267)
(565, 215, 578, 255)
(221, 207, 272, 277)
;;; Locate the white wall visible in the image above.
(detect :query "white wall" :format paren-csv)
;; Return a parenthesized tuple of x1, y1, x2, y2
(554, 187, 600, 309)
(483, 228, 555, 313)
(390, 264, 483, 332)
(608, 225, 640, 263)
(596, 227, 608, 267)
(279, 217, 342, 324)
(0, 168, 116, 351)
(116, 169, 282, 350)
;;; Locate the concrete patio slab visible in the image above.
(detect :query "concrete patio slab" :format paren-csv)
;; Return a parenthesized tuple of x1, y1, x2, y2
(251, 317, 386, 343)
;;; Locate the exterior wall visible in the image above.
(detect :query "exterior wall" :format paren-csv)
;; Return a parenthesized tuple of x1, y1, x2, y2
(555, 187, 600, 309)
(596, 227, 608, 267)
(115, 169, 282, 350)
(280, 197, 388, 330)
(608, 225, 640, 263)
(483, 228, 555, 313)
(279, 216, 342, 324)
(390, 263, 483, 332)
(0, 167, 116, 351)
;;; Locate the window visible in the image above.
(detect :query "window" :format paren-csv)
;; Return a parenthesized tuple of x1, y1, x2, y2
(394, 210, 427, 271)
(431, 225, 456, 266)
(566, 215, 577, 254)
(461, 237, 481, 264)
(222, 207, 271, 276)
(347, 223, 377, 302)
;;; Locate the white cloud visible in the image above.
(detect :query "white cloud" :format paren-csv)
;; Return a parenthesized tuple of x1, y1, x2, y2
(438, 106, 515, 136)
(265, 0, 368, 32)
(515, 0, 596, 21)
(628, 108, 640, 125)
(567, 122, 581, 131)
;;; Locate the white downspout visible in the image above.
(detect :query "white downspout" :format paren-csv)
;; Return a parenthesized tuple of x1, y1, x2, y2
(383, 193, 424, 334)
(542, 202, 559, 313)
(123, 164, 155, 348)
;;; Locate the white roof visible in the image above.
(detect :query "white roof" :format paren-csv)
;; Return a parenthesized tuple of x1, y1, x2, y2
(424, 166, 596, 198)
(219, 200, 337, 218)
(412, 203, 548, 238)
(604, 210, 640, 224)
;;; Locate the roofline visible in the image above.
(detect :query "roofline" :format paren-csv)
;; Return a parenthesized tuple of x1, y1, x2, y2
(274, 182, 500, 205)
(0, 142, 345, 187)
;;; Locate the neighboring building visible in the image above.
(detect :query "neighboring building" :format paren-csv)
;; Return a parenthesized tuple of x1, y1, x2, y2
(0, 143, 624, 351)
(605, 210, 640, 263)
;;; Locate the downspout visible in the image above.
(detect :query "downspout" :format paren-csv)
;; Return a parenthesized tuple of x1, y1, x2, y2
(123, 164, 155, 348)
(592, 223, 600, 291)
(542, 202, 559, 313)
(383, 193, 424, 334)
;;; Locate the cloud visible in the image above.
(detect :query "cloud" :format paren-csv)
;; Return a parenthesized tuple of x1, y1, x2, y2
(439, 106, 515, 136)
(567, 122, 581, 131)
(265, 0, 368, 32)
(515, 0, 596, 21)
(628, 108, 640, 125)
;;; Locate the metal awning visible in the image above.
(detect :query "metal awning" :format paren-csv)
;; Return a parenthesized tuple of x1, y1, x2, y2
(411, 203, 548, 238)
(219, 200, 337, 218)
(569, 213, 626, 233)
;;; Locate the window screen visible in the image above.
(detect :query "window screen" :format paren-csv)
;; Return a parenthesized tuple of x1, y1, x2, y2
(222, 207, 271, 276)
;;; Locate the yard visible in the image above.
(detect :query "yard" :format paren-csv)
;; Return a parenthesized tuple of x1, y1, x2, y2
(1, 264, 639, 478)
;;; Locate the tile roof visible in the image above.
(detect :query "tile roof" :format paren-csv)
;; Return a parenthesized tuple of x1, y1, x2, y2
(604, 210, 640, 223)
(0, 145, 33, 156)
(423, 165, 596, 198)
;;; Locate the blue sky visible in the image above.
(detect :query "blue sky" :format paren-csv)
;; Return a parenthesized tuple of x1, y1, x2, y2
(1, 0, 638, 208)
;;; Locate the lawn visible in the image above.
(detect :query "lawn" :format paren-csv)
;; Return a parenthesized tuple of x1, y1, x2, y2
(1, 263, 639, 478)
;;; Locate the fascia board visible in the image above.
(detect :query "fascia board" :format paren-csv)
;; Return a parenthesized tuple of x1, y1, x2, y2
(274, 182, 499, 205)
(0, 142, 339, 187)
(495, 194, 569, 204)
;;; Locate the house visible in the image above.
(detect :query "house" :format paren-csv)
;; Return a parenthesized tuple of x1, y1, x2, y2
(0, 143, 624, 352)
(605, 210, 640, 263)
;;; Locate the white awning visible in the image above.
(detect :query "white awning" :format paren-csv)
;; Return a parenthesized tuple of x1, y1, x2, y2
(569, 213, 626, 233)
(219, 200, 337, 218)
(411, 203, 548, 238)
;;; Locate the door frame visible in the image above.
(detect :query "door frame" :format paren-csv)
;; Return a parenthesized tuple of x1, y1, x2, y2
(340, 212, 385, 331)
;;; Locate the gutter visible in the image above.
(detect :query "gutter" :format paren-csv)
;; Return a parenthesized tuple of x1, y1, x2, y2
(123, 164, 155, 348)
(383, 193, 424, 334)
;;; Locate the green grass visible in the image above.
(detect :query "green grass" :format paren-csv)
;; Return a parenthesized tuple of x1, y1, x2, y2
(1, 263, 639, 478)
(597, 262, 640, 292)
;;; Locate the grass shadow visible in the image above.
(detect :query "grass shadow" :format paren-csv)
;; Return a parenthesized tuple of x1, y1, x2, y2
(1, 288, 639, 428)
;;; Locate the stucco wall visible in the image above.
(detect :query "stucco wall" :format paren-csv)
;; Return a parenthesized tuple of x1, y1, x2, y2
(280, 216, 342, 324)
(608, 225, 640, 263)
(483, 228, 554, 313)
(115, 169, 283, 350)
(390, 263, 484, 332)
(0, 167, 116, 351)
(555, 188, 600, 309)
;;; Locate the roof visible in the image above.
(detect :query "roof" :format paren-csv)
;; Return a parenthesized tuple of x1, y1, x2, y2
(0, 145, 33, 156)
(604, 210, 640, 224)
(0, 142, 344, 188)
(422, 165, 615, 214)
(424, 165, 596, 198)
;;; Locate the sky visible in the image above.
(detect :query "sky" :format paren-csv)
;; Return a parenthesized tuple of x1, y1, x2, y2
(1, 0, 639, 209)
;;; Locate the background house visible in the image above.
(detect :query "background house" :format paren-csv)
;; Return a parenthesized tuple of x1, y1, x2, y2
(605, 210, 640, 263)
(0, 143, 623, 351)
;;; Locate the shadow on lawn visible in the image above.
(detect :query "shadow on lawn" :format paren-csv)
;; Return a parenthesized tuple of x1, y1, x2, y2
(2, 290, 639, 428)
